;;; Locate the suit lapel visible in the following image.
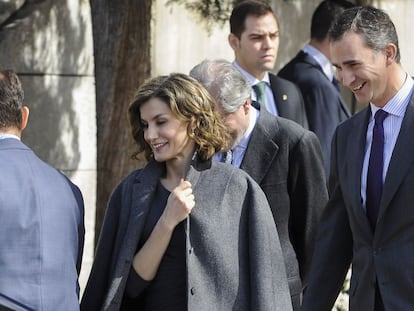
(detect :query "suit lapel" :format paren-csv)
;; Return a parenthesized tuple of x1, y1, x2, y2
(269, 74, 289, 118)
(121, 161, 163, 263)
(240, 111, 279, 184)
(378, 98, 414, 222)
(120, 157, 205, 266)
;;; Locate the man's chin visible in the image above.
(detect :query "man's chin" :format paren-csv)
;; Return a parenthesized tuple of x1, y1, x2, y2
(260, 63, 275, 73)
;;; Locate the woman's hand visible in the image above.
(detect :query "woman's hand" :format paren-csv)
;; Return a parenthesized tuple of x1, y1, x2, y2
(161, 179, 195, 230)
(131, 179, 195, 282)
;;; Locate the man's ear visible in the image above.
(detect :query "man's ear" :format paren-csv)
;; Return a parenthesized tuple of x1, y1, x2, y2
(384, 43, 397, 64)
(228, 33, 240, 51)
(243, 99, 250, 115)
(21, 106, 29, 130)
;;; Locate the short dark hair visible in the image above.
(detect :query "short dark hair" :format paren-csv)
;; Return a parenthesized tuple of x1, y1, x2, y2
(0, 70, 24, 129)
(329, 6, 400, 63)
(310, 0, 354, 42)
(230, 0, 276, 39)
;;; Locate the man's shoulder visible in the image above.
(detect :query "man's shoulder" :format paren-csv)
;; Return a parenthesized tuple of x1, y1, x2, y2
(268, 73, 305, 108)
(278, 51, 309, 71)
(278, 55, 324, 83)
(269, 72, 302, 92)
(338, 107, 368, 129)
(257, 111, 314, 142)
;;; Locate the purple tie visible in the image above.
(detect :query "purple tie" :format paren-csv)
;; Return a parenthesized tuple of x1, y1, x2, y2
(366, 109, 388, 230)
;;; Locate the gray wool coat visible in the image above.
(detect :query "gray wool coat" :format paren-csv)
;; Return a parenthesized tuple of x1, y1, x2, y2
(81, 156, 292, 311)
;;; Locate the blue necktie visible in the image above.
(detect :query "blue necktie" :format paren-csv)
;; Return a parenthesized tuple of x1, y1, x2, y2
(366, 109, 388, 230)
(253, 82, 266, 109)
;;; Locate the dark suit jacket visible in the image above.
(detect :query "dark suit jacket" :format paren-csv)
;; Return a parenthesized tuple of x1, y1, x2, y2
(81, 157, 292, 311)
(240, 109, 328, 308)
(0, 138, 84, 311)
(278, 50, 351, 174)
(302, 92, 414, 311)
(269, 73, 309, 129)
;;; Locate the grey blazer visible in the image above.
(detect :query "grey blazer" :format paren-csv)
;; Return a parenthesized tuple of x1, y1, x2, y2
(240, 109, 328, 305)
(302, 91, 414, 311)
(0, 138, 84, 311)
(81, 157, 292, 311)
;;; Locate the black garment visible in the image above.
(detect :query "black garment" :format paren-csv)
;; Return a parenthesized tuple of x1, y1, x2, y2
(125, 182, 186, 310)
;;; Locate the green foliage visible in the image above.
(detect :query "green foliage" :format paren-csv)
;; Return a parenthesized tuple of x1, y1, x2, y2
(165, 0, 374, 34)
(166, 0, 270, 33)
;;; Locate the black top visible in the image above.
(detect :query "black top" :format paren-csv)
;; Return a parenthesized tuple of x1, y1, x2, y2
(125, 182, 187, 310)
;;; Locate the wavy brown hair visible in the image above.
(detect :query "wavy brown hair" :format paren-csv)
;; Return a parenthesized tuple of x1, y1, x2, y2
(129, 73, 230, 161)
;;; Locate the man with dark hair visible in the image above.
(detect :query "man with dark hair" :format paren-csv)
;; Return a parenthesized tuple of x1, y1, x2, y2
(278, 0, 354, 175)
(191, 59, 328, 310)
(0, 70, 85, 310)
(302, 6, 414, 311)
(228, 0, 308, 129)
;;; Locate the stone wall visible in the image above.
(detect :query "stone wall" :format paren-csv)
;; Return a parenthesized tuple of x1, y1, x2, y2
(0, 0, 96, 291)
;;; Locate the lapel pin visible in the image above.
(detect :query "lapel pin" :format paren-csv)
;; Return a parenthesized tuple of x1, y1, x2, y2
(282, 94, 288, 101)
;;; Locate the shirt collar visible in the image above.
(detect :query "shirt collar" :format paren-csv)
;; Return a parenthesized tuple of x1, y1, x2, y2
(233, 61, 270, 86)
(234, 104, 258, 150)
(0, 133, 20, 140)
(303, 43, 334, 81)
(370, 73, 414, 119)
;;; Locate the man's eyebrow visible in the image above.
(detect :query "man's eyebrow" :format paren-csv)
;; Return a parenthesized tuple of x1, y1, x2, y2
(248, 30, 278, 37)
(333, 59, 359, 68)
(248, 32, 265, 37)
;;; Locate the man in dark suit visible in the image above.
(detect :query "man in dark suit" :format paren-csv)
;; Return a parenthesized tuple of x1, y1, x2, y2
(228, 0, 308, 129)
(301, 6, 414, 311)
(0, 70, 85, 310)
(278, 0, 354, 174)
(190, 59, 328, 311)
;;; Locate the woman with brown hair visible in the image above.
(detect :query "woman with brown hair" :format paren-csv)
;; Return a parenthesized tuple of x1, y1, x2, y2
(81, 73, 292, 311)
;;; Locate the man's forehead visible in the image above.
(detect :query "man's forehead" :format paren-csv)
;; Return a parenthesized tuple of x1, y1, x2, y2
(331, 31, 365, 47)
(244, 13, 278, 30)
(330, 33, 367, 58)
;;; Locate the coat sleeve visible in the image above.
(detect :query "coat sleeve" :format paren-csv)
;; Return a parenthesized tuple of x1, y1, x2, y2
(246, 178, 293, 311)
(62, 174, 85, 276)
(287, 129, 328, 287)
(301, 128, 353, 311)
(80, 182, 125, 311)
(72, 183, 85, 276)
